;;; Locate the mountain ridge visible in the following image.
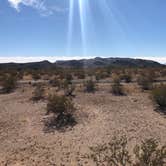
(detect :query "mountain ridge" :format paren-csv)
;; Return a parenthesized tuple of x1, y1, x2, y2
(0, 57, 164, 70)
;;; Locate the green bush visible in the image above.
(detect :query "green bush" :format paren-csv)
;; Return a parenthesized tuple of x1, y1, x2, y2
(152, 84, 166, 108)
(84, 80, 96, 93)
(1, 74, 17, 93)
(46, 95, 76, 130)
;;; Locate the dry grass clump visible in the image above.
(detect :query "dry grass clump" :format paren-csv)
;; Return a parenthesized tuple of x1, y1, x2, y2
(88, 136, 166, 166)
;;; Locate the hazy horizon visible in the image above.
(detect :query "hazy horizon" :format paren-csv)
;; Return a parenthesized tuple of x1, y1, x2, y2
(0, 56, 165, 64)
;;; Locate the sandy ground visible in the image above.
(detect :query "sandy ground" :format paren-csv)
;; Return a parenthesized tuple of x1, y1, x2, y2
(0, 84, 166, 166)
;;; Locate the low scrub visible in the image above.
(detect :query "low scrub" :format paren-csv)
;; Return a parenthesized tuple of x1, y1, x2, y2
(64, 83, 75, 97)
(121, 73, 132, 83)
(45, 95, 76, 130)
(1, 74, 17, 93)
(88, 136, 166, 166)
(137, 75, 153, 90)
(84, 80, 96, 93)
(111, 76, 124, 95)
(152, 84, 166, 108)
(32, 84, 45, 101)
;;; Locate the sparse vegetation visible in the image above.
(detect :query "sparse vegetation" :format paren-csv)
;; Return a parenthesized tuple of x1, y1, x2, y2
(32, 84, 45, 101)
(88, 136, 166, 166)
(49, 77, 61, 88)
(88, 135, 131, 166)
(111, 75, 124, 95)
(121, 73, 132, 83)
(45, 95, 76, 130)
(64, 83, 75, 97)
(84, 80, 96, 93)
(134, 138, 166, 166)
(152, 84, 166, 108)
(1, 74, 17, 93)
(137, 74, 153, 90)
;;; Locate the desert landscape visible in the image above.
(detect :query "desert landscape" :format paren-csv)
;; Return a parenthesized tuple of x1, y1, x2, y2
(1, 0, 166, 165)
(0, 61, 166, 166)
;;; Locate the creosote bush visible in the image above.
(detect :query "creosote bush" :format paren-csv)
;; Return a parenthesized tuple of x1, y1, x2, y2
(84, 80, 96, 93)
(134, 138, 166, 166)
(45, 95, 76, 130)
(1, 74, 17, 93)
(111, 75, 124, 95)
(32, 71, 41, 80)
(152, 84, 166, 108)
(121, 73, 132, 83)
(88, 135, 131, 166)
(64, 83, 75, 97)
(49, 77, 61, 88)
(88, 136, 166, 166)
(137, 74, 152, 90)
(32, 84, 45, 101)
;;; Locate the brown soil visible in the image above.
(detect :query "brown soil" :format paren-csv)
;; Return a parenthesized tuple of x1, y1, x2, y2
(0, 84, 166, 166)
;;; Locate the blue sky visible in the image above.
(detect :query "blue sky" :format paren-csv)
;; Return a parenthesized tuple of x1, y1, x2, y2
(0, 0, 166, 63)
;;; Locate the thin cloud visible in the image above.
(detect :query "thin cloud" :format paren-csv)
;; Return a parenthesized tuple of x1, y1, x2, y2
(134, 56, 166, 64)
(7, 0, 67, 16)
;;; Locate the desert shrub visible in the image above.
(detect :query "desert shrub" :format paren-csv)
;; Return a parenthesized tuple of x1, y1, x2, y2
(88, 135, 131, 166)
(1, 74, 17, 93)
(76, 72, 85, 79)
(65, 73, 73, 84)
(111, 76, 124, 95)
(152, 84, 166, 108)
(32, 84, 45, 101)
(95, 71, 110, 81)
(46, 95, 76, 130)
(49, 77, 61, 88)
(32, 71, 41, 80)
(137, 75, 152, 90)
(121, 74, 132, 83)
(64, 83, 75, 97)
(134, 138, 166, 166)
(88, 136, 166, 166)
(84, 80, 96, 93)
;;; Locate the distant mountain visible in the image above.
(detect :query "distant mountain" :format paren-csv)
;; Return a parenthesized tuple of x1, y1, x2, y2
(56, 57, 163, 68)
(0, 57, 164, 70)
(0, 60, 52, 70)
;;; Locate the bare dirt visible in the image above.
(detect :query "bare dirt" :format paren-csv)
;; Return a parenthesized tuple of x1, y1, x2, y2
(0, 84, 166, 166)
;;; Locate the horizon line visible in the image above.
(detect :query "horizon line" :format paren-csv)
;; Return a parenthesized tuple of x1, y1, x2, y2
(0, 56, 165, 64)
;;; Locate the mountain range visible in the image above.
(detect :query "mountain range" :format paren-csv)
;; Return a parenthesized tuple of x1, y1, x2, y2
(0, 57, 164, 70)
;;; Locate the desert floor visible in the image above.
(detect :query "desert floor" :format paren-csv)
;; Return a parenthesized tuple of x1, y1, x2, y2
(0, 83, 166, 166)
